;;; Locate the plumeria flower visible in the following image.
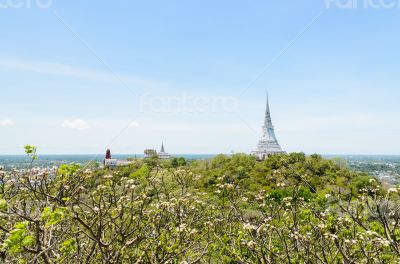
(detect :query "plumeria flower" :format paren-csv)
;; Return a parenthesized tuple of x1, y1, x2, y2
(243, 223, 257, 231)
(176, 223, 187, 232)
(247, 240, 256, 249)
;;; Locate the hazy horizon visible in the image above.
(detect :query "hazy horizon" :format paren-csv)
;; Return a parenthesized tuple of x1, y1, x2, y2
(1, 153, 400, 157)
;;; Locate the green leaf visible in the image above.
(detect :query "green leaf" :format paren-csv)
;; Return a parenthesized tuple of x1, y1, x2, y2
(3, 221, 34, 254)
(21, 236, 35, 247)
(0, 199, 8, 212)
(40, 207, 52, 221)
(41, 207, 68, 228)
(60, 239, 77, 254)
(24, 145, 37, 160)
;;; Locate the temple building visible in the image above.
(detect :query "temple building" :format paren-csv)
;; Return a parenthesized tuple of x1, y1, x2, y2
(251, 95, 285, 160)
(144, 149, 157, 158)
(104, 149, 117, 168)
(103, 149, 133, 168)
(144, 143, 172, 160)
(158, 142, 171, 160)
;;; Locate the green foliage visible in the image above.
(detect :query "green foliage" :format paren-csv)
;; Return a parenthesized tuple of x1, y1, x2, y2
(0, 199, 8, 212)
(3, 222, 35, 254)
(143, 156, 160, 167)
(171, 157, 179, 168)
(60, 239, 77, 255)
(177, 157, 187, 166)
(129, 164, 150, 179)
(41, 207, 68, 228)
(24, 145, 36, 155)
(24, 145, 37, 160)
(57, 164, 79, 180)
(1, 146, 399, 263)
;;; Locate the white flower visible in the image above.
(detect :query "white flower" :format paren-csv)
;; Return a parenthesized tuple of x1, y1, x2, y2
(330, 234, 338, 241)
(264, 217, 272, 223)
(388, 188, 398, 194)
(177, 223, 187, 232)
(127, 179, 135, 184)
(243, 223, 257, 231)
(204, 221, 214, 227)
(225, 183, 234, 190)
(380, 239, 390, 247)
(247, 240, 257, 249)
(325, 194, 331, 199)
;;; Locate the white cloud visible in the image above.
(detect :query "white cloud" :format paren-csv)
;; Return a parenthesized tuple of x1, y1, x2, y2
(62, 119, 90, 130)
(129, 121, 140, 128)
(0, 119, 15, 126)
(0, 58, 163, 89)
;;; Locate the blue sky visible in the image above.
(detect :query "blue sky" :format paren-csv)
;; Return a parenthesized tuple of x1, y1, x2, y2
(1, 0, 400, 155)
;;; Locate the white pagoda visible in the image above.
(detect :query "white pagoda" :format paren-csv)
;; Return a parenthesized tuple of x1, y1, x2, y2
(251, 95, 285, 160)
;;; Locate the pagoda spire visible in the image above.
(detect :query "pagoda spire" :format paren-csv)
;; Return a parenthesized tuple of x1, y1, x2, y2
(160, 142, 165, 153)
(251, 93, 285, 160)
(158, 142, 171, 160)
(264, 92, 273, 129)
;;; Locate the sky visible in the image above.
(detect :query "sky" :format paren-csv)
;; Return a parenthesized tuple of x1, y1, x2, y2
(1, 0, 400, 155)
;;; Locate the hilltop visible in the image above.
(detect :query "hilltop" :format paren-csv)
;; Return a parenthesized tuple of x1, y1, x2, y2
(0, 148, 399, 263)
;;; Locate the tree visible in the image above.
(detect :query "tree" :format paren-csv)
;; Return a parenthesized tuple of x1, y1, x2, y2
(171, 157, 179, 168)
(178, 157, 187, 167)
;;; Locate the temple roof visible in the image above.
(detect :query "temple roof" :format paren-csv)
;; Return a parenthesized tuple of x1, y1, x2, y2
(252, 93, 284, 159)
(160, 142, 165, 153)
(264, 93, 273, 129)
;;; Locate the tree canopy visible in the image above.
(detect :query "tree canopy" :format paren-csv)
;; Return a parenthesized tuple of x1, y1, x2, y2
(0, 148, 399, 263)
